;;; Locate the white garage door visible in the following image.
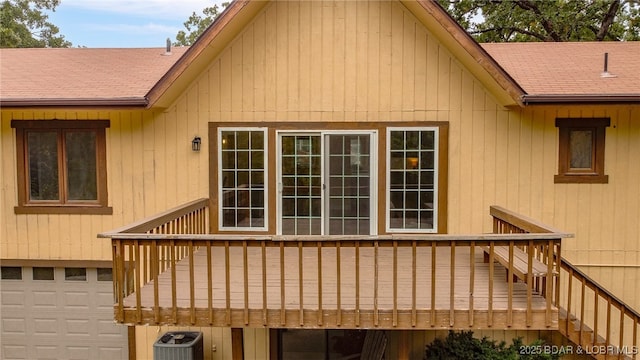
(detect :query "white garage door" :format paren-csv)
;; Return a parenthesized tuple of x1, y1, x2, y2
(1, 266, 128, 360)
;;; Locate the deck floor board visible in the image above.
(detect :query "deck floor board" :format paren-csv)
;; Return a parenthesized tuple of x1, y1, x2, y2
(124, 246, 551, 313)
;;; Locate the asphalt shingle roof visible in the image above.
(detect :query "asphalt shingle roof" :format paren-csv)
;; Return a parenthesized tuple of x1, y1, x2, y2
(0, 47, 188, 104)
(1, 41, 638, 106)
(482, 42, 640, 96)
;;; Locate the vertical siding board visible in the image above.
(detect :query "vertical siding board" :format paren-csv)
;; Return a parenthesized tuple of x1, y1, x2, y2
(506, 111, 521, 209)
(343, 1, 357, 113)
(437, 46, 450, 111)
(389, 3, 403, 112)
(275, 1, 288, 113)
(142, 111, 157, 215)
(264, 3, 277, 113)
(402, 13, 415, 112)
(425, 32, 438, 110)
(231, 38, 244, 115)
(377, 0, 392, 115)
(253, 14, 266, 113)
(131, 112, 146, 220)
(322, 1, 335, 113)
(220, 48, 233, 115)
(413, 26, 428, 112)
(518, 110, 533, 213)
(367, 0, 381, 115)
(165, 108, 179, 207)
(242, 25, 256, 114)
(331, 0, 345, 115)
(355, 1, 369, 112)
(297, 2, 311, 113)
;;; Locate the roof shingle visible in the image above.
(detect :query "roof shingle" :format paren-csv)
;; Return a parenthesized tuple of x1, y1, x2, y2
(0, 47, 188, 105)
(481, 42, 640, 96)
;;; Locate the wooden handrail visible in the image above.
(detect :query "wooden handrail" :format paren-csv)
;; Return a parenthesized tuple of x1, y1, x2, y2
(492, 205, 639, 358)
(99, 198, 209, 236)
(102, 201, 572, 330)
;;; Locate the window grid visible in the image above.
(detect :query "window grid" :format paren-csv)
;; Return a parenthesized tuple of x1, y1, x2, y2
(387, 128, 438, 232)
(220, 129, 267, 230)
(281, 135, 322, 235)
(328, 135, 370, 235)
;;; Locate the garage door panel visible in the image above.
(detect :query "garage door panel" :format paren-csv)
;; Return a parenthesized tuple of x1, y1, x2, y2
(32, 291, 58, 307)
(1, 267, 127, 360)
(34, 345, 58, 360)
(1, 290, 25, 307)
(98, 319, 124, 336)
(65, 319, 90, 335)
(63, 291, 90, 308)
(33, 318, 59, 335)
(96, 290, 115, 307)
(67, 346, 90, 359)
(99, 347, 127, 360)
(2, 345, 27, 359)
(2, 318, 26, 335)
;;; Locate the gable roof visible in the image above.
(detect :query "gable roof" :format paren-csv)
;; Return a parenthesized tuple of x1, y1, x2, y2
(1, 0, 638, 109)
(0, 47, 188, 107)
(483, 42, 640, 104)
(146, 0, 526, 108)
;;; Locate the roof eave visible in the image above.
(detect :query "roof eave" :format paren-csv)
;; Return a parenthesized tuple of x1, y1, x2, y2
(522, 94, 640, 105)
(0, 97, 149, 108)
(146, 0, 267, 109)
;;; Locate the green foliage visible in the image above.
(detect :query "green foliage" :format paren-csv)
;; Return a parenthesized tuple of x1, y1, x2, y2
(174, 2, 230, 46)
(437, 0, 640, 42)
(1, 0, 71, 47)
(424, 331, 562, 360)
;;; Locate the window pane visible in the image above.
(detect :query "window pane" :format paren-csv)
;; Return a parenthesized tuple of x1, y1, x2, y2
(28, 131, 59, 200)
(1, 267, 22, 280)
(388, 129, 437, 231)
(33, 267, 54, 280)
(569, 130, 593, 169)
(65, 267, 87, 281)
(97, 268, 113, 281)
(220, 130, 266, 229)
(65, 131, 97, 200)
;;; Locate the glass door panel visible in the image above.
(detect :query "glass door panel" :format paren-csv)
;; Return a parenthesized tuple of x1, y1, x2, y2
(326, 134, 370, 235)
(280, 135, 322, 235)
(279, 132, 373, 236)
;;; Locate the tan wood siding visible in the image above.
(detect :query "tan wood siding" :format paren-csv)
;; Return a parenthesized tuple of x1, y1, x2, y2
(1, 0, 638, 315)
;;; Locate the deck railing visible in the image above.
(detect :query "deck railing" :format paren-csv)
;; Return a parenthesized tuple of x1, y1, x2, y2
(492, 206, 640, 359)
(100, 201, 573, 330)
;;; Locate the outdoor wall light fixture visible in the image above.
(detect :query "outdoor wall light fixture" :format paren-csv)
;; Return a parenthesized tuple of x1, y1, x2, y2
(192, 136, 202, 151)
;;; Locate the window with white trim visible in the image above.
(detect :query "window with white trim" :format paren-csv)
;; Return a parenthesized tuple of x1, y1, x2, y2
(218, 128, 267, 230)
(386, 127, 438, 232)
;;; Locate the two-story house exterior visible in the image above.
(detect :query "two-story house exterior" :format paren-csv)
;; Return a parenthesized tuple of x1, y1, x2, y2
(2, 1, 638, 359)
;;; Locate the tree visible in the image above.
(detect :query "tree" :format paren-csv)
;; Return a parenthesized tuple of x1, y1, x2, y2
(174, 2, 230, 46)
(1, 0, 71, 48)
(438, 0, 640, 42)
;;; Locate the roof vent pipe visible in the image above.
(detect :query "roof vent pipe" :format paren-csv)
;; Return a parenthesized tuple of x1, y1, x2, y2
(163, 38, 172, 56)
(601, 52, 617, 78)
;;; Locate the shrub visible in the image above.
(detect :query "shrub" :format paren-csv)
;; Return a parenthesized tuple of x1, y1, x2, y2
(424, 331, 561, 360)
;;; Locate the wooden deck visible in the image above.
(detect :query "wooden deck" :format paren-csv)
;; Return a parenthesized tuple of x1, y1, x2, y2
(120, 244, 558, 329)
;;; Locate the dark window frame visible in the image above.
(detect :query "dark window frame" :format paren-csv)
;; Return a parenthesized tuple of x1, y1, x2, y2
(12, 120, 112, 214)
(555, 118, 609, 184)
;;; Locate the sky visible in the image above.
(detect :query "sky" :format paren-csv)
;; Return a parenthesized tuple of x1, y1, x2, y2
(47, 0, 226, 48)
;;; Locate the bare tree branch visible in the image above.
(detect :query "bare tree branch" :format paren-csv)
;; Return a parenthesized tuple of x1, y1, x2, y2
(513, 0, 562, 41)
(597, 0, 622, 40)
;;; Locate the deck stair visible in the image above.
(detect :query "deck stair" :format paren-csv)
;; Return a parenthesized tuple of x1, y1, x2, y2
(491, 207, 639, 360)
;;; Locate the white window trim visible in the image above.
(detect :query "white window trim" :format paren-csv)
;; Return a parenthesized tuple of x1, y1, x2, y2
(217, 127, 269, 232)
(276, 130, 378, 236)
(385, 127, 439, 233)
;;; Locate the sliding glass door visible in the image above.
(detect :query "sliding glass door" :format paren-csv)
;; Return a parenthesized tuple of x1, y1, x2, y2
(278, 132, 376, 235)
